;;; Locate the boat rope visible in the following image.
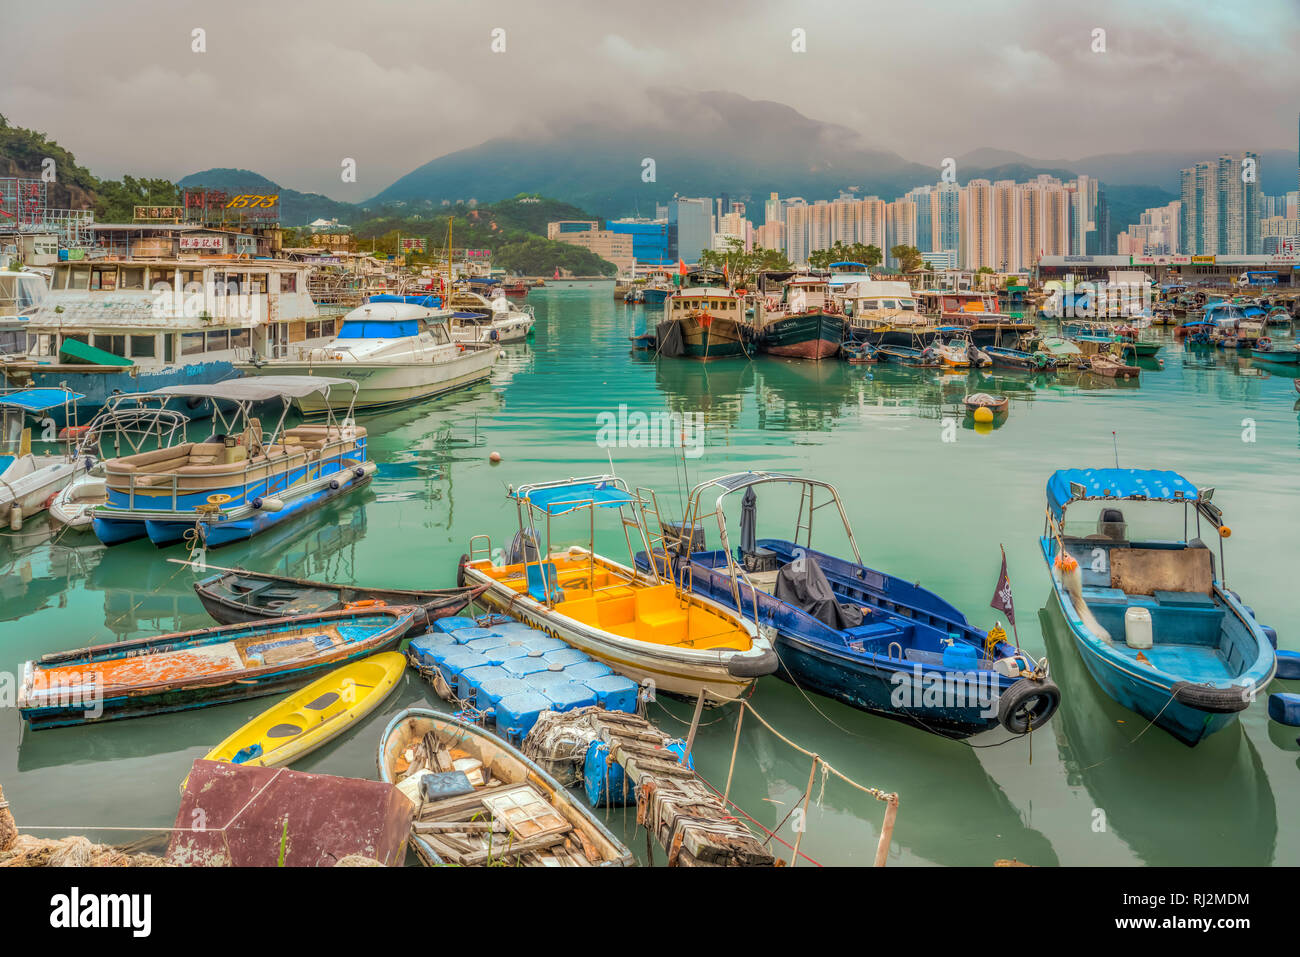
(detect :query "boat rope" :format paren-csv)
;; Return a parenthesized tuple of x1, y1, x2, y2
(1076, 688, 1181, 772)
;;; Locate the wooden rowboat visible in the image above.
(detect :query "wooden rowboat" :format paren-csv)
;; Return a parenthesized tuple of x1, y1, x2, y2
(194, 567, 486, 625)
(963, 392, 1009, 414)
(377, 708, 634, 867)
(18, 606, 423, 729)
(180, 652, 408, 791)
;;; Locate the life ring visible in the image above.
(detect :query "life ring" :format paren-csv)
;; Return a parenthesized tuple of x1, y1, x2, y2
(766, 297, 778, 310)
(1258, 337, 1272, 350)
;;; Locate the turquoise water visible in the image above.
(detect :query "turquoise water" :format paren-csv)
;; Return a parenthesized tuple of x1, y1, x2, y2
(1, 282, 1297, 866)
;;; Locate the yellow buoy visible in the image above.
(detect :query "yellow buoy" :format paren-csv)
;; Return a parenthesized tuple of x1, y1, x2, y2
(973, 406, 994, 424)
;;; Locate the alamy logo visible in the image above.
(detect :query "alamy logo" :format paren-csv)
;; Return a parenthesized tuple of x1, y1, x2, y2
(595, 404, 704, 459)
(49, 887, 151, 937)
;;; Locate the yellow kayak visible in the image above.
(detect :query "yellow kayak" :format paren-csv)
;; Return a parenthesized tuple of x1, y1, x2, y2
(181, 652, 406, 791)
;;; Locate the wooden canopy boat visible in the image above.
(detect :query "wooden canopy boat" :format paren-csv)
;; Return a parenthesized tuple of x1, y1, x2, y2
(1087, 352, 1140, 380)
(459, 476, 776, 704)
(194, 566, 486, 625)
(634, 472, 1060, 739)
(18, 606, 423, 729)
(1041, 469, 1277, 746)
(377, 707, 634, 867)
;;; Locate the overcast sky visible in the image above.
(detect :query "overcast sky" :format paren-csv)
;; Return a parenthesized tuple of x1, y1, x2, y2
(3, 0, 1297, 199)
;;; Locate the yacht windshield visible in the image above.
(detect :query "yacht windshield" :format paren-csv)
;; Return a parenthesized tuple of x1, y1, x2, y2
(338, 319, 418, 338)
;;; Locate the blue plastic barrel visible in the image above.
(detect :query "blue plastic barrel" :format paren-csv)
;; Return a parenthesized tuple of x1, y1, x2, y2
(584, 740, 636, 807)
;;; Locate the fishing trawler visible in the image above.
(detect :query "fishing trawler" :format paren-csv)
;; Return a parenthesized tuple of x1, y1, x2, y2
(457, 475, 777, 703)
(916, 289, 1034, 348)
(0, 257, 336, 424)
(753, 276, 845, 360)
(833, 280, 938, 346)
(654, 270, 753, 360)
(89, 376, 375, 548)
(236, 297, 499, 414)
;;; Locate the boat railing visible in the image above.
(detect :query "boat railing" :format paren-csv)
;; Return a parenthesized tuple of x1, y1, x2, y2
(117, 434, 360, 513)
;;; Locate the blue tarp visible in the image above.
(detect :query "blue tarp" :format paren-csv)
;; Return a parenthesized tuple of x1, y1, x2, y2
(0, 388, 85, 412)
(516, 481, 637, 515)
(367, 294, 442, 308)
(338, 319, 420, 339)
(1046, 468, 1199, 519)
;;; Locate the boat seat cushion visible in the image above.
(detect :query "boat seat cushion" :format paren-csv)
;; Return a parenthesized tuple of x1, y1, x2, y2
(1110, 546, 1213, 597)
(1080, 585, 1129, 604)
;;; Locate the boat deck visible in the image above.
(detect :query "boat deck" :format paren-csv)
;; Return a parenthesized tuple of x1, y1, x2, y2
(479, 555, 752, 651)
(1106, 641, 1234, 681)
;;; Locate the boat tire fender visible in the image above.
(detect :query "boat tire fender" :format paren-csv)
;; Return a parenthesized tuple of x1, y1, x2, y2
(456, 554, 470, 588)
(1268, 693, 1300, 726)
(1274, 648, 1299, 679)
(329, 479, 340, 490)
(1170, 680, 1250, 714)
(998, 677, 1060, 734)
(727, 646, 779, 679)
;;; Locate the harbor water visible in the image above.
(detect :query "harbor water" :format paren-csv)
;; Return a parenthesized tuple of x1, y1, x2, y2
(1, 282, 1296, 866)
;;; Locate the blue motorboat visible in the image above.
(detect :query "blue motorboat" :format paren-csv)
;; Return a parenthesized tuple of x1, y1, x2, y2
(1040, 468, 1277, 746)
(634, 472, 1061, 739)
(90, 376, 376, 549)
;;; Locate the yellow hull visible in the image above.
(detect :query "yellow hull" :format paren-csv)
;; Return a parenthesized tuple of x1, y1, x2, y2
(180, 652, 406, 791)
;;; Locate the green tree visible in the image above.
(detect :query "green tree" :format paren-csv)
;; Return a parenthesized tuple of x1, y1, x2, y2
(92, 175, 182, 222)
(890, 245, 925, 274)
(808, 240, 880, 271)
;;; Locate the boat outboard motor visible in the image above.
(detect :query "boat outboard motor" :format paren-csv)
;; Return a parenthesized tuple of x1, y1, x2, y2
(505, 528, 541, 565)
(1096, 508, 1127, 542)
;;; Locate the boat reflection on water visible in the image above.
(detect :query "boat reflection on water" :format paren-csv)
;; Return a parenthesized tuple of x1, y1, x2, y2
(87, 497, 372, 637)
(0, 525, 104, 622)
(1039, 600, 1277, 865)
(668, 680, 1059, 866)
(753, 359, 860, 432)
(653, 356, 755, 429)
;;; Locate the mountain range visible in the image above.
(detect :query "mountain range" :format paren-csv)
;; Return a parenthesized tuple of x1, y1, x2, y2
(152, 90, 1300, 239)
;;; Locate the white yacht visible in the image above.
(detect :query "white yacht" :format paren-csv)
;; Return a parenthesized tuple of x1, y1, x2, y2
(236, 298, 499, 414)
(445, 283, 534, 344)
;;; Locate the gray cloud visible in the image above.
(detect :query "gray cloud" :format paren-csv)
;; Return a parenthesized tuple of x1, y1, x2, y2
(2, 0, 1296, 199)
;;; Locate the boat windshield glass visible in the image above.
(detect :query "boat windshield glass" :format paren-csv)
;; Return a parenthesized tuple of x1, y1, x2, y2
(338, 319, 419, 338)
(1060, 500, 1196, 545)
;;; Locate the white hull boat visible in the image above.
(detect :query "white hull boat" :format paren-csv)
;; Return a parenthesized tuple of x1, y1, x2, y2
(237, 299, 500, 413)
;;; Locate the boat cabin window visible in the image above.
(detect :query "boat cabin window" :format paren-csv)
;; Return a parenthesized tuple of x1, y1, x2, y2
(130, 335, 156, 358)
(89, 267, 117, 291)
(164, 334, 174, 363)
(0, 328, 25, 354)
(92, 334, 127, 357)
(28, 333, 55, 357)
(182, 331, 205, 356)
(245, 273, 268, 295)
(67, 266, 89, 290)
(182, 270, 204, 291)
(280, 272, 298, 293)
(427, 321, 451, 345)
(119, 267, 145, 290)
(0, 275, 48, 311)
(231, 327, 250, 349)
(339, 318, 419, 338)
(206, 330, 230, 351)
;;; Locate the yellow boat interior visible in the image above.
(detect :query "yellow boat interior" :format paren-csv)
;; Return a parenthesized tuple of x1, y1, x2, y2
(468, 552, 754, 652)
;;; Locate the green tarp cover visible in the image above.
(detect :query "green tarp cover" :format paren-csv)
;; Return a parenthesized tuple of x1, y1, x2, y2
(58, 338, 133, 367)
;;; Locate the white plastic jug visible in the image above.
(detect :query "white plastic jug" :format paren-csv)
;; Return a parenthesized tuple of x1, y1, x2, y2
(1124, 607, 1153, 650)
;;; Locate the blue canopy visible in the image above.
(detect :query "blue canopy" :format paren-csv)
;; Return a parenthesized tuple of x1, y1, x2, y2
(1046, 468, 1198, 519)
(0, 388, 85, 413)
(368, 294, 442, 308)
(516, 481, 637, 515)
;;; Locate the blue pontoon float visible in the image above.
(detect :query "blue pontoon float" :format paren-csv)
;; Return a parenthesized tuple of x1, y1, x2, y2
(1040, 468, 1277, 746)
(634, 471, 1061, 739)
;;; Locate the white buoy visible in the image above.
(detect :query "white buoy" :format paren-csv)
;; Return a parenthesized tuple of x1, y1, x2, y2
(257, 496, 284, 512)
(8, 504, 21, 531)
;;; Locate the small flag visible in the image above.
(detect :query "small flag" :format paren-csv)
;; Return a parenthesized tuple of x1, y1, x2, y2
(722, 261, 730, 284)
(990, 545, 1015, 627)
(678, 259, 688, 276)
